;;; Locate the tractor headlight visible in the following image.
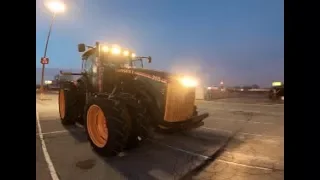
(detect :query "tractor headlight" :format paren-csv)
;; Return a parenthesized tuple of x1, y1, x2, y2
(179, 77, 198, 87)
(101, 46, 109, 52)
(111, 47, 121, 55)
(123, 50, 129, 56)
(101, 44, 136, 58)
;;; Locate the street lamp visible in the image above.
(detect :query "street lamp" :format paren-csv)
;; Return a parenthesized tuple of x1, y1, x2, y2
(40, 1, 65, 99)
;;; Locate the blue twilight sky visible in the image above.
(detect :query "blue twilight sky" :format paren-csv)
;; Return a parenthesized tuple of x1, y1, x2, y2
(36, 0, 284, 87)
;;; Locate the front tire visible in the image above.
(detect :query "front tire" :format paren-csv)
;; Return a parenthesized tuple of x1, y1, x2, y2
(84, 97, 131, 157)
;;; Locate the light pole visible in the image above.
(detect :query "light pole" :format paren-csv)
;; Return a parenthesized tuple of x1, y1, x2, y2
(40, 1, 65, 99)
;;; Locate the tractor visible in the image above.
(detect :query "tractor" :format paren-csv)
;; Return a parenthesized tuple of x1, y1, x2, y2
(268, 82, 284, 100)
(58, 42, 209, 157)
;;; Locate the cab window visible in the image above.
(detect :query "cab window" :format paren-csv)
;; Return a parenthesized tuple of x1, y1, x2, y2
(84, 54, 96, 75)
(132, 60, 143, 68)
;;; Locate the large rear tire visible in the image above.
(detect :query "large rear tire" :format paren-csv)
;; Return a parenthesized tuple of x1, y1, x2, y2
(58, 88, 77, 125)
(84, 97, 131, 157)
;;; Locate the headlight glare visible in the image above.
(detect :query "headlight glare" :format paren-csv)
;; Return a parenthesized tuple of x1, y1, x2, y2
(179, 77, 198, 87)
(101, 46, 109, 52)
(111, 47, 121, 55)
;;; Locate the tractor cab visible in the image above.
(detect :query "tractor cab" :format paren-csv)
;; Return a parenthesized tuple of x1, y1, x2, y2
(78, 43, 151, 71)
(77, 42, 152, 92)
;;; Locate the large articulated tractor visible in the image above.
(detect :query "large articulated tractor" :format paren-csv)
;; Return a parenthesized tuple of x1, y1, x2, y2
(58, 42, 209, 157)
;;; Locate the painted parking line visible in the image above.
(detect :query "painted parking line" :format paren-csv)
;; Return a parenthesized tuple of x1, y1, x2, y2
(197, 101, 284, 107)
(209, 117, 276, 125)
(36, 112, 60, 180)
(201, 126, 284, 139)
(148, 138, 275, 171)
(199, 108, 284, 116)
(37, 122, 279, 172)
(36, 130, 69, 136)
(36, 128, 85, 136)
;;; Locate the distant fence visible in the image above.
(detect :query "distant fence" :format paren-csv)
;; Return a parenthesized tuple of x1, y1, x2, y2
(248, 88, 269, 92)
(196, 87, 270, 100)
(37, 84, 270, 99)
(36, 84, 60, 92)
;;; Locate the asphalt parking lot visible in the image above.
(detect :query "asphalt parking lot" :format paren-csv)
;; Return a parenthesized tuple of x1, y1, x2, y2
(36, 93, 284, 180)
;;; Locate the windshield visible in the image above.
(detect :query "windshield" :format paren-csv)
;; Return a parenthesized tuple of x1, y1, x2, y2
(131, 60, 143, 68)
(115, 60, 143, 69)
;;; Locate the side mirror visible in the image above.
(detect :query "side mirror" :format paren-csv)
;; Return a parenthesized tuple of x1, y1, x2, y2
(147, 56, 152, 63)
(78, 43, 86, 52)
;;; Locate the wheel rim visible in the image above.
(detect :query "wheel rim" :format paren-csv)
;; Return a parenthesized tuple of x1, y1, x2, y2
(87, 105, 108, 148)
(59, 90, 65, 119)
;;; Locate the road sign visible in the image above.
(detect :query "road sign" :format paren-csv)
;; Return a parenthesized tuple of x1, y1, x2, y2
(41, 57, 49, 64)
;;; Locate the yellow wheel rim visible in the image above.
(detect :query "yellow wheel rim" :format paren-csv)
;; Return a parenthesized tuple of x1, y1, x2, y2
(59, 89, 65, 119)
(87, 105, 108, 148)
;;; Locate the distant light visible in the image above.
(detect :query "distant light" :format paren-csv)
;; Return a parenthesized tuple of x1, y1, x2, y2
(44, 80, 52, 85)
(45, 1, 66, 13)
(272, 82, 282, 87)
(131, 53, 136, 58)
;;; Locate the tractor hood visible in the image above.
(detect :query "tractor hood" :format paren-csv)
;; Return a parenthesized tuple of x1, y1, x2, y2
(116, 67, 172, 84)
(116, 67, 199, 87)
(131, 68, 172, 82)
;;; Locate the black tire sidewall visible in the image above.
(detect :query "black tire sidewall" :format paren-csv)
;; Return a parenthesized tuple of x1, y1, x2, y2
(59, 89, 77, 125)
(84, 97, 130, 157)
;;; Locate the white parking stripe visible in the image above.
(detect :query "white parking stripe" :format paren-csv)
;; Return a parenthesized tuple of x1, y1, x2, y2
(36, 123, 85, 137)
(36, 130, 68, 136)
(216, 159, 275, 171)
(36, 112, 60, 180)
(148, 138, 275, 171)
(201, 126, 283, 139)
(197, 101, 284, 107)
(209, 117, 275, 125)
(147, 138, 210, 160)
(199, 108, 284, 116)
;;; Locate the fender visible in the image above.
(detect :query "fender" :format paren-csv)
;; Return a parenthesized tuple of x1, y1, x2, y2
(131, 78, 166, 126)
(60, 81, 77, 91)
(76, 76, 94, 110)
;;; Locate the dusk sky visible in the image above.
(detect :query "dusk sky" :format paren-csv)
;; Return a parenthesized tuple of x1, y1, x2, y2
(36, 0, 284, 87)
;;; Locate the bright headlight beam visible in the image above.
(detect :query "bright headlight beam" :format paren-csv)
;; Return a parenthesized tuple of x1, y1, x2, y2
(101, 44, 136, 57)
(180, 77, 198, 87)
(111, 47, 121, 55)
